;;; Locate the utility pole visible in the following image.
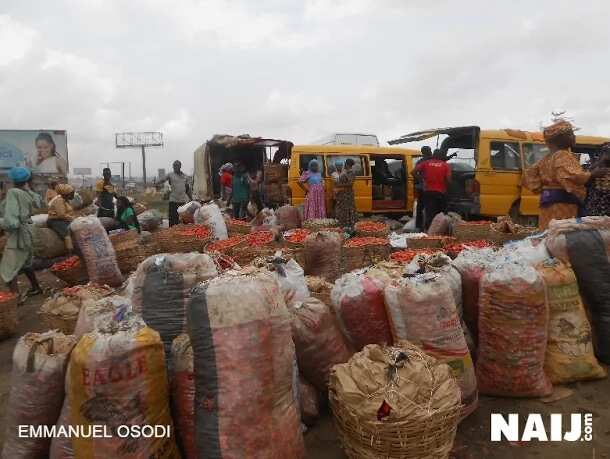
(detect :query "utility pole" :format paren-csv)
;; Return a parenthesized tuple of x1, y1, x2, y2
(141, 145, 147, 185)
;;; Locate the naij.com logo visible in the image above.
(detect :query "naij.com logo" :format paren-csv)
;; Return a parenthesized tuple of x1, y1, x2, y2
(491, 413, 593, 442)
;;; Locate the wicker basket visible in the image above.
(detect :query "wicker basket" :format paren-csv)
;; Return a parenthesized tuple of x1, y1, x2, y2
(205, 236, 247, 258)
(39, 312, 78, 335)
(264, 163, 288, 182)
(489, 229, 536, 245)
(453, 222, 492, 242)
(231, 243, 278, 267)
(153, 225, 211, 253)
(354, 221, 390, 239)
(342, 244, 391, 273)
(51, 261, 89, 287)
(408, 236, 456, 249)
(109, 230, 139, 251)
(330, 392, 461, 459)
(114, 246, 146, 275)
(227, 219, 252, 235)
(0, 293, 18, 340)
(304, 219, 341, 232)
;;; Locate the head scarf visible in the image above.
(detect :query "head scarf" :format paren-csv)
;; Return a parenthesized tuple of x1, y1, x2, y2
(55, 184, 74, 196)
(9, 167, 31, 184)
(543, 120, 574, 145)
(308, 159, 320, 173)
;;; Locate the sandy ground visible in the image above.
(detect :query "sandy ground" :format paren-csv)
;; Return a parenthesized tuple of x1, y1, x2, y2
(0, 272, 609, 458)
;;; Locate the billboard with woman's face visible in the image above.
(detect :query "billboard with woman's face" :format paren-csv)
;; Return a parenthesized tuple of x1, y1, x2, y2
(0, 130, 68, 176)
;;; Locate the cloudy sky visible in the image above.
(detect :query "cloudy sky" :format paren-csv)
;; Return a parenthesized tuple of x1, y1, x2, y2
(1, 0, 609, 177)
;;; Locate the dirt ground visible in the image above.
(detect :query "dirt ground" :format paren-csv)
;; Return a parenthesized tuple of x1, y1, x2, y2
(0, 272, 609, 458)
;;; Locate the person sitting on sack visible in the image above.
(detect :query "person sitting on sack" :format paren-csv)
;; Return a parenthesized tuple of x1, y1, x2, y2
(47, 184, 75, 254)
(116, 196, 141, 233)
(0, 167, 43, 303)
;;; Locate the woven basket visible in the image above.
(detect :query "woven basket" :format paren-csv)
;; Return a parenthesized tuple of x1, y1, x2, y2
(408, 237, 456, 249)
(205, 236, 247, 258)
(154, 225, 211, 253)
(330, 392, 461, 459)
(0, 293, 18, 340)
(227, 220, 252, 235)
(109, 230, 139, 251)
(489, 229, 536, 245)
(39, 312, 78, 335)
(115, 246, 146, 275)
(51, 262, 89, 287)
(342, 244, 391, 273)
(453, 222, 492, 242)
(304, 219, 341, 232)
(231, 243, 278, 267)
(354, 222, 390, 239)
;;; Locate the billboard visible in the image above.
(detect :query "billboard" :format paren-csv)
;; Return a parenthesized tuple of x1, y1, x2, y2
(73, 167, 92, 176)
(0, 130, 68, 175)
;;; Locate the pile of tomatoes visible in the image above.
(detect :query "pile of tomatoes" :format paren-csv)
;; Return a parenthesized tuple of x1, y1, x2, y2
(0, 291, 16, 302)
(390, 249, 443, 263)
(175, 225, 211, 240)
(207, 235, 245, 252)
(246, 231, 275, 247)
(229, 219, 250, 227)
(355, 221, 387, 233)
(445, 240, 495, 257)
(344, 237, 389, 248)
(51, 256, 82, 272)
(283, 229, 311, 244)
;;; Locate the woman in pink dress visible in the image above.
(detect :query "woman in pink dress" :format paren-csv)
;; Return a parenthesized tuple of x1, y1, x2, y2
(299, 159, 326, 220)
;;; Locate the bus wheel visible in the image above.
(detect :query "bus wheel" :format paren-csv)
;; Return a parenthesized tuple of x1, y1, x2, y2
(509, 202, 539, 227)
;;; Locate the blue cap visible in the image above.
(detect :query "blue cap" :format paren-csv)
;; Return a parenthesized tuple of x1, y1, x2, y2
(9, 167, 32, 184)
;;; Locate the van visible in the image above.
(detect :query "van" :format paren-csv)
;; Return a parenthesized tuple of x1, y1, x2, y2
(389, 127, 609, 225)
(288, 145, 420, 215)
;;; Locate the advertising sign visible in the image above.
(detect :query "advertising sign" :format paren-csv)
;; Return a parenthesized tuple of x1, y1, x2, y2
(0, 130, 68, 175)
(73, 167, 92, 176)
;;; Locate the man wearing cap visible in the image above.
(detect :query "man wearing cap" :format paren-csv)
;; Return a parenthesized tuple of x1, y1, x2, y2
(47, 183, 75, 254)
(0, 167, 43, 302)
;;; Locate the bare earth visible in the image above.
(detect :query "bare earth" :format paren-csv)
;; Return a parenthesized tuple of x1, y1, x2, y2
(1, 272, 609, 458)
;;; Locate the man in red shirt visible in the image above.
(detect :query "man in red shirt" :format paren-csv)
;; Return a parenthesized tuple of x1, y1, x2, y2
(413, 149, 451, 230)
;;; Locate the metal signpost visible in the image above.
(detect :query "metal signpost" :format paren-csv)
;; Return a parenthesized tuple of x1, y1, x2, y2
(115, 132, 163, 186)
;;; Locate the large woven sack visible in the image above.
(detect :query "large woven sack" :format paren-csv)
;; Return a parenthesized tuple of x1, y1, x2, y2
(298, 377, 320, 427)
(71, 216, 123, 287)
(2, 331, 77, 459)
(476, 263, 552, 397)
(427, 212, 451, 236)
(290, 297, 353, 391)
(329, 341, 462, 459)
(303, 231, 342, 282)
(187, 270, 305, 458)
(32, 225, 66, 259)
(331, 272, 393, 351)
(194, 202, 228, 240)
(384, 273, 478, 419)
(66, 309, 179, 458)
(277, 205, 301, 230)
(72, 295, 126, 338)
(130, 253, 218, 370)
(536, 260, 606, 383)
(171, 334, 196, 459)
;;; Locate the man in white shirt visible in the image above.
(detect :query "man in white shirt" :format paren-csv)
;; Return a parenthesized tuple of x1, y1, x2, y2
(161, 160, 192, 226)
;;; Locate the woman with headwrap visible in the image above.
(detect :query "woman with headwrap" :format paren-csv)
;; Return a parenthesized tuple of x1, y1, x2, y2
(335, 158, 357, 228)
(524, 120, 608, 229)
(0, 167, 43, 302)
(585, 143, 610, 216)
(47, 183, 75, 253)
(298, 159, 326, 220)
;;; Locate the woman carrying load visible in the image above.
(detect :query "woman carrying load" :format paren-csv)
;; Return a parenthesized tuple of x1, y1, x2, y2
(299, 159, 326, 220)
(335, 158, 357, 229)
(524, 120, 608, 229)
(0, 167, 43, 302)
(47, 183, 75, 254)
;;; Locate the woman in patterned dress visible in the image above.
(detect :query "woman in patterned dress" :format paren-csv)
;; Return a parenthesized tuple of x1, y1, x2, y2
(524, 120, 608, 230)
(334, 158, 357, 229)
(299, 159, 326, 220)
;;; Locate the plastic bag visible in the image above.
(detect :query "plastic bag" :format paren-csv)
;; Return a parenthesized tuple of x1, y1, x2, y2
(269, 259, 310, 307)
(331, 273, 393, 350)
(476, 263, 552, 397)
(138, 209, 162, 232)
(171, 334, 196, 459)
(178, 201, 202, 217)
(290, 297, 353, 391)
(67, 308, 179, 458)
(71, 216, 123, 287)
(298, 377, 320, 426)
(500, 237, 551, 266)
(303, 231, 342, 282)
(131, 253, 218, 369)
(277, 205, 301, 230)
(536, 260, 606, 383)
(32, 213, 48, 227)
(2, 331, 77, 459)
(384, 273, 478, 418)
(194, 202, 228, 240)
(187, 270, 305, 458)
(428, 212, 451, 236)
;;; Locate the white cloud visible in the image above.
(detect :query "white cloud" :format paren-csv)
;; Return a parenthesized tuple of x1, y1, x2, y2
(0, 15, 37, 66)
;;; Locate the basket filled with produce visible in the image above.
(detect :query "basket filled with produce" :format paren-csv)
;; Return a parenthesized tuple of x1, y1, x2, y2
(489, 217, 537, 245)
(154, 224, 212, 253)
(304, 218, 341, 232)
(407, 235, 456, 249)
(354, 221, 390, 238)
(283, 228, 311, 266)
(205, 235, 246, 258)
(390, 248, 445, 264)
(0, 291, 17, 340)
(342, 237, 391, 273)
(453, 221, 492, 242)
(109, 230, 146, 275)
(444, 240, 496, 258)
(232, 230, 278, 266)
(227, 218, 252, 235)
(50, 256, 89, 286)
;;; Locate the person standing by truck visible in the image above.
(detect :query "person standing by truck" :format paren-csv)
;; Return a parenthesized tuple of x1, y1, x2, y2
(161, 160, 192, 226)
(413, 149, 451, 230)
(413, 146, 432, 231)
(95, 168, 116, 218)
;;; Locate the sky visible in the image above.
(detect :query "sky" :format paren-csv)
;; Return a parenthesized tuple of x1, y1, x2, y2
(1, 0, 610, 177)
